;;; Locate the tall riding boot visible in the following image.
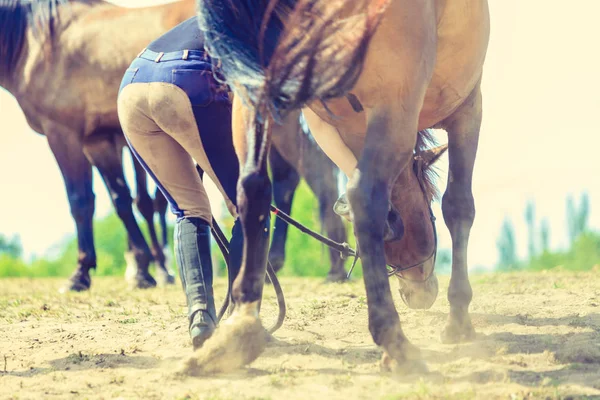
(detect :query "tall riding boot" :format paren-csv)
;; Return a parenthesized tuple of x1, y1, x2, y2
(174, 217, 217, 349)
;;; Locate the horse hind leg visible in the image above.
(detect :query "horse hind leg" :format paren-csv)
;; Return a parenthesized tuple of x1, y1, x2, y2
(131, 153, 175, 285)
(84, 134, 157, 289)
(153, 187, 169, 248)
(439, 81, 483, 344)
(153, 187, 173, 275)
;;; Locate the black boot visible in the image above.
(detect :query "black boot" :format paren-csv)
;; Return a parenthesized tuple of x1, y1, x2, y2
(175, 217, 217, 349)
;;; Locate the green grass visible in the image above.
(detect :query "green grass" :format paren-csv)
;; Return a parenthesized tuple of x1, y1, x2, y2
(0, 179, 359, 280)
(1, 177, 598, 279)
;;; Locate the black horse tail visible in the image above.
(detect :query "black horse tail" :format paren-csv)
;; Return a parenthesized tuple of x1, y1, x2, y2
(196, 0, 390, 121)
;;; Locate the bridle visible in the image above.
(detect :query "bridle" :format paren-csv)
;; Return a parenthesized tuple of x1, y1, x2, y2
(385, 155, 438, 282)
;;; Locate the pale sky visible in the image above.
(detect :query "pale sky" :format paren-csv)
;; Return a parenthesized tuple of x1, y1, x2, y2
(0, 0, 598, 269)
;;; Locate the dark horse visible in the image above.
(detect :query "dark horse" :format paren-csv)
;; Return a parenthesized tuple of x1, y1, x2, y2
(0, 0, 347, 290)
(188, 0, 489, 373)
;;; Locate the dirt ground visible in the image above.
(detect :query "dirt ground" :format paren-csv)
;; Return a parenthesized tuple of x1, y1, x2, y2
(1, 271, 599, 399)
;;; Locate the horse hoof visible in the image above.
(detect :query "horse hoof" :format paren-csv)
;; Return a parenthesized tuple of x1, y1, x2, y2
(381, 355, 429, 375)
(440, 318, 476, 344)
(380, 339, 428, 375)
(155, 267, 176, 286)
(59, 270, 91, 293)
(131, 272, 157, 289)
(380, 349, 429, 375)
(325, 270, 348, 283)
(181, 302, 267, 375)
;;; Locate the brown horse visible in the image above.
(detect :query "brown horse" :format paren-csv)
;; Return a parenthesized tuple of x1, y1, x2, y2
(0, 0, 347, 290)
(0, 0, 198, 291)
(192, 0, 489, 373)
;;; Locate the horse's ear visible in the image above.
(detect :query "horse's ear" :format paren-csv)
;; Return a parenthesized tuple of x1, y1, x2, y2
(417, 144, 448, 167)
(333, 193, 353, 222)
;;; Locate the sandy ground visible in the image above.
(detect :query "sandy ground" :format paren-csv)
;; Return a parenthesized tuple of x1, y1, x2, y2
(1, 271, 599, 399)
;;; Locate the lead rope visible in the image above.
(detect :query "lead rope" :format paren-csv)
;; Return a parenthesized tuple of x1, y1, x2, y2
(268, 159, 437, 281)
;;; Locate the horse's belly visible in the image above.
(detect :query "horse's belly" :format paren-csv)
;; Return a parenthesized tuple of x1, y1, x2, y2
(419, 0, 490, 128)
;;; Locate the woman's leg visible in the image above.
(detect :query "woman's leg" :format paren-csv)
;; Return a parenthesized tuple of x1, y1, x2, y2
(118, 83, 217, 349)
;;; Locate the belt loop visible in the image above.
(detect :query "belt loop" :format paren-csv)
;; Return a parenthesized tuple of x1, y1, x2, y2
(137, 47, 146, 58)
(182, 49, 189, 60)
(154, 52, 164, 62)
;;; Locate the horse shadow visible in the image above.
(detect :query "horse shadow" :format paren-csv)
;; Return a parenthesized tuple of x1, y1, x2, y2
(2, 352, 159, 378)
(256, 312, 600, 390)
(468, 311, 600, 331)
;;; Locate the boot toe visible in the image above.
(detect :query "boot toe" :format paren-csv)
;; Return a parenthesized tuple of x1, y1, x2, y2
(190, 311, 216, 350)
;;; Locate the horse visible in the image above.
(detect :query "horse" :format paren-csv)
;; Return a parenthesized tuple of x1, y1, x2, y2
(191, 0, 490, 373)
(0, 0, 201, 291)
(0, 0, 347, 290)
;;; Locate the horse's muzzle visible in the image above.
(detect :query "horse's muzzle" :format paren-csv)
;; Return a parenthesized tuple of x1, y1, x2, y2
(396, 272, 439, 310)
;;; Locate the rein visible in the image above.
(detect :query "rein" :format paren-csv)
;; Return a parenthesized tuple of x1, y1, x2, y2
(210, 161, 436, 333)
(269, 160, 438, 282)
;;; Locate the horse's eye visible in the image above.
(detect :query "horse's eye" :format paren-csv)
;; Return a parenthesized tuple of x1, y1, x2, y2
(412, 160, 419, 174)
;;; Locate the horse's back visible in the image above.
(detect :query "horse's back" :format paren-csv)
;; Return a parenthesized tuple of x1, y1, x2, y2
(351, 0, 489, 129)
(420, 0, 490, 126)
(41, 0, 196, 133)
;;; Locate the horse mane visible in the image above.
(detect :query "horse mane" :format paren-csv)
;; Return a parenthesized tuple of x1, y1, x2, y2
(0, 0, 98, 77)
(197, 0, 296, 111)
(0, 1, 28, 77)
(197, 0, 383, 121)
(415, 129, 442, 202)
(262, 0, 379, 119)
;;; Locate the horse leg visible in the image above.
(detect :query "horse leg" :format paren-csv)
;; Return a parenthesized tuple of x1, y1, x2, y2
(345, 105, 427, 372)
(185, 97, 271, 375)
(83, 134, 156, 289)
(46, 128, 96, 293)
(153, 187, 172, 277)
(131, 152, 174, 285)
(268, 145, 300, 273)
(154, 187, 169, 248)
(439, 81, 483, 344)
(300, 141, 348, 282)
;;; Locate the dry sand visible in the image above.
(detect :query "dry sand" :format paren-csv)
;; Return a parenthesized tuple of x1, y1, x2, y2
(1, 271, 599, 399)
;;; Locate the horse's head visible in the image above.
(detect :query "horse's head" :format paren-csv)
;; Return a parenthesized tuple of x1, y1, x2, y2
(335, 134, 447, 310)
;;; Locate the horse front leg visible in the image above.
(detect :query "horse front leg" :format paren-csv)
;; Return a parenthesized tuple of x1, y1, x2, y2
(440, 81, 483, 343)
(183, 96, 271, 375)
(346, 105, 427, 373)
